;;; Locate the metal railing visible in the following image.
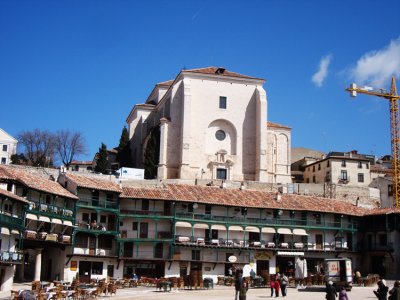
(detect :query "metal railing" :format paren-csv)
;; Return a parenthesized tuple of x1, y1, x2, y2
(0, 251, 23, 263)
(0, 213, 24, 228)
(77, 197, 118, 209)
(174, 212, 358, 230)
(27, 202, 74, 219)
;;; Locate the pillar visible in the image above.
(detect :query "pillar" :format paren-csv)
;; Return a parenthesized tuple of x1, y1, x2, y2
(34, 248, 43, 281)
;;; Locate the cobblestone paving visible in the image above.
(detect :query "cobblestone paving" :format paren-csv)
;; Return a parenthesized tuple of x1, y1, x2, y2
(3, 282, 398, 300)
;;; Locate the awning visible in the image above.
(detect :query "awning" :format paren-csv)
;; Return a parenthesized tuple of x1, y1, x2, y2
(11, 229, 20, 235)
(277, 228, 292, 235)
(175, 221, 192, 228)
(229, 225, 243, 231)
(293, 229, 308, 236)
(277, 251, 304, 256)
(1, 227, 10, 235)
(211, 224, 227, 231)
(38, 216, 51, 223)
(193, 223, 209, 229)
(63, 220, 73, 227)
(26, 213, 38, 220)
(52, 218, 63, 225)
(245, 226, 259, 233)
(262, 227, 276, 233)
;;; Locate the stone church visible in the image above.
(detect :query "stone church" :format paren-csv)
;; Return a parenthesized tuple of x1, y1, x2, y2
(126, 67, 291, 184)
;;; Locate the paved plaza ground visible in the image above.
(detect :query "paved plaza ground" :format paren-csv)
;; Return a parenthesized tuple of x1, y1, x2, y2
(2, 281, 398, 300)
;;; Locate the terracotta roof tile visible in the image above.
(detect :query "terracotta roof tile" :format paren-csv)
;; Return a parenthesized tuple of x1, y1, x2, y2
(363, 207, 400, 215)
(157, 80, 174, 87)
(0, 188, 29, 203)
(267, 121, 291, 129)
(121, 184, 366, 216)
(65, 172, 122, 193)
(183, 67, 264, 81)
(0, 165, 78, 199)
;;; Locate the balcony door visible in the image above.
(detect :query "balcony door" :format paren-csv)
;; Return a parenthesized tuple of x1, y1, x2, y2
(140, 222, 148, 238)
(315, 234, 323, 250)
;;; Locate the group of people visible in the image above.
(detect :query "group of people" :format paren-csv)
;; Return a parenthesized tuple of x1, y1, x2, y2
(325, 278, 400, 300)
(234, 269, 289, 300)
(270, 273, 289, 297)
(373, 279, 400, 300)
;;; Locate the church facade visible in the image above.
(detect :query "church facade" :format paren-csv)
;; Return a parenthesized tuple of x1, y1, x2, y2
(126, 67, 291, 184)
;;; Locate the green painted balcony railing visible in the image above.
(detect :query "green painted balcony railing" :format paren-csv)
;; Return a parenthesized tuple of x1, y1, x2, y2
(0, 213, 24, 228)
(175, 212, 358, 230)
(0, 251, 23, 264)
(28, 202, 74, 220)
(77, 197, 118, 210)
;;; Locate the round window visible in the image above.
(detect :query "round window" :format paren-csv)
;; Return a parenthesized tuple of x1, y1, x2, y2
(215, 130, 226, 141)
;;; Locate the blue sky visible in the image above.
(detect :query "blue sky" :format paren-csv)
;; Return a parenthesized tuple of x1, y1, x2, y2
(1, 0, 400, 162)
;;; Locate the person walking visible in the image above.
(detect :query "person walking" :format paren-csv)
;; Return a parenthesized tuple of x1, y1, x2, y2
(270, 275, 275, 297)
(235, 269, 243, 300)
(389, 281, 400, 300)
(239, 277, 249, 300)
(374, 280, 389, 300)
(339, 286, 349, 300)
(280, 273, 288, 297)
(274, 277, 281, 297)
(326, 281, 337, 300)
(250, 269, 256, 287)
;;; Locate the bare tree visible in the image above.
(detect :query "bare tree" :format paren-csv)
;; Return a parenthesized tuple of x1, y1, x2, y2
(54, 130, 87, 169)
(17, 129, 56, 167)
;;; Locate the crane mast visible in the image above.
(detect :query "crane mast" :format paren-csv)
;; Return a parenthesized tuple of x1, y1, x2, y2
(346, 77, 400, 208)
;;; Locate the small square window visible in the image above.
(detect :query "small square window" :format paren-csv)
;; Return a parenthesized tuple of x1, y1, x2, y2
(388, 184, 393, 196)
(358, 173, 364, 182)
(1, 157, 6, 164)
(132, 222, 138, 231)
(216, 168, 227, 180)
(219, 96, 227, 109)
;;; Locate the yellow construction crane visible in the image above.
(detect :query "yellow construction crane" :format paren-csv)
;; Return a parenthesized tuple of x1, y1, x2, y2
(346, 76, 400, 208)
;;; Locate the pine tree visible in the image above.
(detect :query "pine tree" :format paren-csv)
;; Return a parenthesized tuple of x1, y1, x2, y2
(95, 143, 108, 174)
(116, 126, 132, 168)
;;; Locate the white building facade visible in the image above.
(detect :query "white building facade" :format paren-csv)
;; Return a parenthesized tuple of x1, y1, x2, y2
(126, 67, 291, 184)
(0, 129, 17, 165)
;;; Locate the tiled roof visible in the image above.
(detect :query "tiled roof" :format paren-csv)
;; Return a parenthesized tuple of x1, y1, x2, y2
(157, 80, 174, 87)
(363, 207, 400, 216)
(121, 184, 366, 216)
(183, 67, 264, 81)
(0, 165, 78, 199)
(65, 173, 122, 193)
(0, 188, 29, 203)
(267, 121, 291, 129)
(370, 165, 392, 175)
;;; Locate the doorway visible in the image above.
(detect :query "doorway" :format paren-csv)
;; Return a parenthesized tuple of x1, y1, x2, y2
(256, 260, 269, 277)
(79, 261, 91, 283)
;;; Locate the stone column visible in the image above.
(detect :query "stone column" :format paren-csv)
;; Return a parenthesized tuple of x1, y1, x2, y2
(157, 117, 169, 180)
(34, 248, 43, 281)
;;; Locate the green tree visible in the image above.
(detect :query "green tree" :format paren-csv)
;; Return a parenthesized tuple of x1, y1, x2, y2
(95, 143, 108, 174)
(116, 126, 132, 168)
(143, 127, 160, 179)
